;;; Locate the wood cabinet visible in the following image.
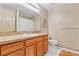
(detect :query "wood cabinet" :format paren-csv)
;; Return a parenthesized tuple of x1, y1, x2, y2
(25, 37, 43, 56)
(0, 41, 25, 56)
(44, 36, 48, 54)
(36, 36, 43, 56)
(25, 38, 37, 56)
(26, 45, 36, 56)
(6, 49, 24, 56)
(37, 42, 43, 56)
(0, 35, 48, 56)
(44, 40, 48, 53)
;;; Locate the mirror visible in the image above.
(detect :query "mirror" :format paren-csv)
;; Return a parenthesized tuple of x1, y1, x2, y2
(0, 3, 41, 33)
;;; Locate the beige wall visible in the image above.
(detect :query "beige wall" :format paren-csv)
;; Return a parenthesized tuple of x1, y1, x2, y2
(48, 4, 79, 50)
(34, 4, 48, 33)
(0, 7, 16, 32)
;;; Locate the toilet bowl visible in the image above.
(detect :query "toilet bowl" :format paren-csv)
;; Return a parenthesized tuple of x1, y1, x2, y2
(48, 40, 58, 47)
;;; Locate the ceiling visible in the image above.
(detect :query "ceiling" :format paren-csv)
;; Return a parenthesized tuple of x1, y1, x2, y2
(39, 3, 68, 11)
(39, 3, 54, 11)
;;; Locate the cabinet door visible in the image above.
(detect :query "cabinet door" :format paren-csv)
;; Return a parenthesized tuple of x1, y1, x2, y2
(6, 49, 24, 56)
(26, 45, 36, 56)
(44, 40, 48, 53)
(37, 42, 43, 56)
(44, 35, 48, 54)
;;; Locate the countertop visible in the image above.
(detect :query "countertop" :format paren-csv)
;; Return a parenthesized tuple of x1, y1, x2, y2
(0, 33, 48, 45)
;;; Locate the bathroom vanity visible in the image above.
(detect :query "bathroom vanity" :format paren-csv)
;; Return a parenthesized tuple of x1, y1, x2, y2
(0, 33, 48, 56)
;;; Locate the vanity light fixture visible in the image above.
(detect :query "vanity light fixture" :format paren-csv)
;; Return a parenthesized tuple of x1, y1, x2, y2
(19, 3, 39, 13)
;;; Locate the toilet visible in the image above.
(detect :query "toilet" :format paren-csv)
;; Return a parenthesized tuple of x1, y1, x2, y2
(48, 39, 58, 47)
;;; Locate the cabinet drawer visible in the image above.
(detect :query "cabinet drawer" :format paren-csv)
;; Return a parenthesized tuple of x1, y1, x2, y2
(26, 37, 43, 47)
(1, 41, 24, 55)
(44, 36, 48, 40)
(26, 39, 36, 47)
(6, 49, 24, 56)
(36, 37, 43, 42)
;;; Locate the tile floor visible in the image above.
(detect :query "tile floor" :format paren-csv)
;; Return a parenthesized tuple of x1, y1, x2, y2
(45, 43, 61, 56)
(45, 43, 79, 56)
